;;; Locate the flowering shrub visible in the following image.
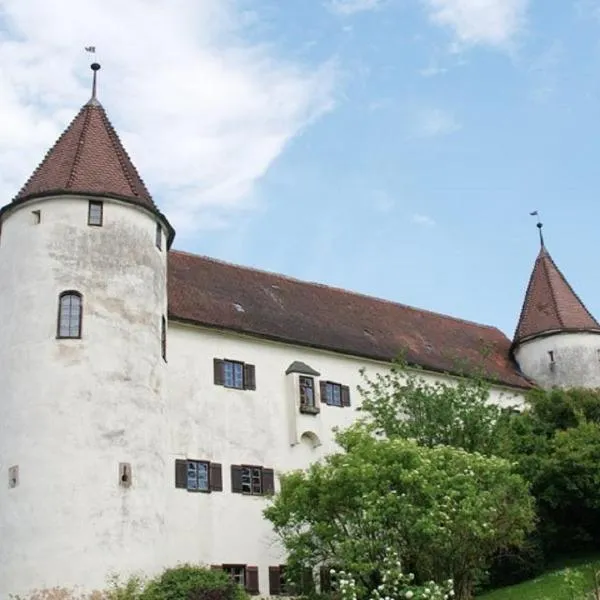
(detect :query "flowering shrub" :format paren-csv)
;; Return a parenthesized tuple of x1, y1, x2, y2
(331, 550, 454, 600)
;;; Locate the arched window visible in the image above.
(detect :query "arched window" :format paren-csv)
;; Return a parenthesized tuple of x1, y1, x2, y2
(57, 291, 82, 339)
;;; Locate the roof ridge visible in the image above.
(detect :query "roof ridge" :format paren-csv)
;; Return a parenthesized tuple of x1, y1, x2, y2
(541, 249, 564, 328)
(97, 104, 150, 201)
(66, 103, 93, 189)
(169, 249, 502, 333)
(545, 250, 599, 327)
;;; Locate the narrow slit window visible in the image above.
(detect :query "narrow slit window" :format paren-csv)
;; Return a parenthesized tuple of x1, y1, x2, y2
(57, 291, 82, 339)
(88, 201, 103, 226)
(155, 223, 162, 250)
(161, 316, 167, 361)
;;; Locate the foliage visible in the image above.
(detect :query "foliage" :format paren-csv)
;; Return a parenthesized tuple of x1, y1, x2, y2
(477, 555, 600, 600)
(10, 568, 245, 600)
(140, 565, 248, 600)
(332, 549, 454, 600)
(357, 359, 515, 456)
(264, 425, 535, 600)
(501, 388, 600, 558)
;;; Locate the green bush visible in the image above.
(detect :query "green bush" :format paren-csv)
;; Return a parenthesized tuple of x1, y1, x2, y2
(140, 565, 248, 600)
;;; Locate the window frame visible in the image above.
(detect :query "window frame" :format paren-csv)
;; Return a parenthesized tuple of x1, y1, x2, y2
(223, 565, 246, 587)
(88, 200, 103, 227)
(224, 359, 245, 389)
(186, 460, 210, 493)
(56, 291, 83, 339)
(175, 459, 223, 493)
(155, 222, 162, 250)
(214, 358, 256, 391)
(161, 315, 167, 362)
(320, 380, 351, 407)
(299, 376, 319, 414)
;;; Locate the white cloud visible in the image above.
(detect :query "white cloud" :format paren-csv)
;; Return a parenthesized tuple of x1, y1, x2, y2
(416, 108, 461, 137)
(0, 0, 336, 238)
(412, 213, 436, 227)
(327, 0, 384, 16)
(423, 0, 529, 48)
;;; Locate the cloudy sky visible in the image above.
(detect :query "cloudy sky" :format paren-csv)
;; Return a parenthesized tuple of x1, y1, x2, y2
(1, 0, 599, 338)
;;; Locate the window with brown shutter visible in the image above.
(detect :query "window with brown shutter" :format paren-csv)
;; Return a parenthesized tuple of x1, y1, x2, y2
(223, 565, 246, 587)
(213, 358, 256, 390)
(231, 464, 274, 496)
(175, 459, 222, 493)
(245, 566, 260, 595)
(320, 381, 351, 408)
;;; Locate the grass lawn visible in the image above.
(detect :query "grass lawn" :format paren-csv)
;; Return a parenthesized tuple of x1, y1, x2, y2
(478, 555, 600, 599)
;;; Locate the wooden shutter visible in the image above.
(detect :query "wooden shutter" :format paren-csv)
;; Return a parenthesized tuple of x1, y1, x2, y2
(246, 566, 259, 595)
(341, 385, 351, 407)
(269, 566, 281, 596)
(175, 459, 187, 489)
(262, 468, 275, 495)
(214, 358, 225, 385)
(244, 364, 256, 390)
(231, 465, 244, 493)
(210, 463, 223, 492)
(320, 381, 328, 404)
(320, 566, 332, 593)
(301, 568, 315, 595)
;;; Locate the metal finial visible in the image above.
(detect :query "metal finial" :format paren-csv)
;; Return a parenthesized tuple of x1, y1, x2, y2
(529, 210, 545, 248)
(90, 63, 101, 102)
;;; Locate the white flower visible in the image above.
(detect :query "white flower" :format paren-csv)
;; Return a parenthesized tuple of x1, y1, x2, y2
(405, 592, 413, 599)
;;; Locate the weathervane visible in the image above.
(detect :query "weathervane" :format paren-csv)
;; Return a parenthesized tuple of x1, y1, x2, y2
(84, 46, 101, 103)
(529, 210, 545, 248)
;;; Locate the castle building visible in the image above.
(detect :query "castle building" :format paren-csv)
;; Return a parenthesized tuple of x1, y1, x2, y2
(1, 66, 599, 599)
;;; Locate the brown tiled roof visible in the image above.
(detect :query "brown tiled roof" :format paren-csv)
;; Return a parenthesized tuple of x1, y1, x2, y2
(167, 250, 531, 389)
(5, 98, 175, 245)
(513, 246, 600, 344)
(14, 100, 155, 209)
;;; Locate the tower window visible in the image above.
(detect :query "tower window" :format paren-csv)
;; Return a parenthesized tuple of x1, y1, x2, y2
(155, 223, 162, 250)
(161, 315, 167, 361)
(32, 210, 41, 224)
(88, 201, 103, 226)
(57, 291, 82, 339)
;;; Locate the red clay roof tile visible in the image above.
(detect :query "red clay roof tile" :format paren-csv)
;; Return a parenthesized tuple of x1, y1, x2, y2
(167, 250, 531, 389)
(514, 246, 600, 344)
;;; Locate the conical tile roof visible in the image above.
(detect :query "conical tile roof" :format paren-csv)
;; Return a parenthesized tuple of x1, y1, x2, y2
(14, 99, 156, 209)
(513, 245, 600, 344)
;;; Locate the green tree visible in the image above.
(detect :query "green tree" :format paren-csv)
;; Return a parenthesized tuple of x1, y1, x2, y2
(264, 426, 535, 600)
(502, 388, 600, 557)
(357, 359, 516, 456)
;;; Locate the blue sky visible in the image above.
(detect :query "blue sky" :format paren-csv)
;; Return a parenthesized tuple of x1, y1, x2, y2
(2, 0, 600, 338)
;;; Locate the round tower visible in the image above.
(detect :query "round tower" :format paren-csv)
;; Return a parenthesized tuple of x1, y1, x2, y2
(0, 65, 175, 598)
(512, 225, 600, 389)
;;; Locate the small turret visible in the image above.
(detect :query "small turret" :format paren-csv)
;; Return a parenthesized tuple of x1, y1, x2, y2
(512, 222, 600, 388)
